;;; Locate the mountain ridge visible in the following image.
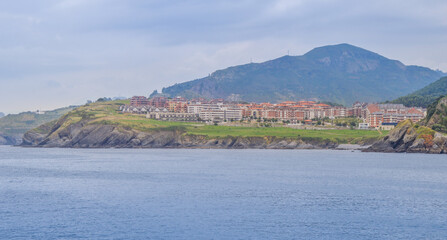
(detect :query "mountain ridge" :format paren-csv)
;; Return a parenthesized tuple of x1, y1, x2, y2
(162, 43, 443, 105)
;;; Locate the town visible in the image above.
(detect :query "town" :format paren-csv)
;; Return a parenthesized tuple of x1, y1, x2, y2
(120, 95, 426, 130)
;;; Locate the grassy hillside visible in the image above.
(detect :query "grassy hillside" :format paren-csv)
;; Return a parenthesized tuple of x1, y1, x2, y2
(391, 76, 447, 107)
(49, 100, 387, 144)
(0, 106, 77, 135)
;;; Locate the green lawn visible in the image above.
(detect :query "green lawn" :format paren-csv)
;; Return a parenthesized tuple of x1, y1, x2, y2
(185, 125, 386, 143)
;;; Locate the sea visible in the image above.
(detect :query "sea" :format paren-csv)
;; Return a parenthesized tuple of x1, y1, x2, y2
(0, 145, 446, 239)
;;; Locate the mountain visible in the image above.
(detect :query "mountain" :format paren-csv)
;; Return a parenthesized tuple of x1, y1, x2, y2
(391, 76, 447, 107)
(0, 112, 4, 118)
(0, 106, 77, 145)
(162, 44, 444, 105)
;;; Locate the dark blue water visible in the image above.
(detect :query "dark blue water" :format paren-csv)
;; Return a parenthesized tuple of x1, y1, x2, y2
(0, 146, 446, 239)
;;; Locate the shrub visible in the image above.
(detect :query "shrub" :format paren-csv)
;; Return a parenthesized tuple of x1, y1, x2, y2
(419, 134, 434, 149)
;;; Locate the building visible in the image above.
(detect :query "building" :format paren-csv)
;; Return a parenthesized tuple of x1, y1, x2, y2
(147, 112, 199, 121)
(380, 122, 398, 130)
(167, 101, 188, 113)
(149, 96, 168, 108)
(358, 123, 369, 129)
(130, 96, 150, 106)
(365, 104, 425, 128)
(124, 96, 426, 125)
(199, 108, 243, 121)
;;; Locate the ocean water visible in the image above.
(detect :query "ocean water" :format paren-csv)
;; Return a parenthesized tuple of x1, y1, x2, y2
(0, 146, 446, 239)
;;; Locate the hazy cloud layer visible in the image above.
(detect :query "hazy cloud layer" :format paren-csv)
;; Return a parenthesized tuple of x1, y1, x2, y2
(1, 0, 446, 113)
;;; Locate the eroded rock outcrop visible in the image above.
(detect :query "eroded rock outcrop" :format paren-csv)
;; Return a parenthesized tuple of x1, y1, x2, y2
(0, 134, 20, 145)
(22, 120, 342, 149)
(364, 120, 447, 154)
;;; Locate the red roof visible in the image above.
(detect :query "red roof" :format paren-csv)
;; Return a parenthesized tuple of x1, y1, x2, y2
(367, 104, 380, 113)
(315, 103, 330, 107)
(407, 108, 423, 115)
(281, 101, 296, 104)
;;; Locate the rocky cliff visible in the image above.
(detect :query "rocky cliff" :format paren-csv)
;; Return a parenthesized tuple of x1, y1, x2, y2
(22, 119, 340, 149)
(0, 106, 76, 145)
(0, 134, 20, 145)
(364, 120, 447, 154)
(425, 95, 447, 133)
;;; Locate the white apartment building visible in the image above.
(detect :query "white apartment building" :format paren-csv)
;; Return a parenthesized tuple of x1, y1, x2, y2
(199, 106, 242, 121)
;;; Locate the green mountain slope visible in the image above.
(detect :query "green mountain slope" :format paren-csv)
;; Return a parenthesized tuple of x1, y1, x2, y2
(391, 76, 447, 107)
(162, 44, 443, 105)
(0, 106, 77, 136)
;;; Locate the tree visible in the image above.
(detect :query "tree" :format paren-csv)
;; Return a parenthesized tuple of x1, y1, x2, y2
(96, 97, 112, 102)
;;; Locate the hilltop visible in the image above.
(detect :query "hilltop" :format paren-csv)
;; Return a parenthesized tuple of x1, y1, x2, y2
(391, 76, 447, 107)
(162, 44, 443, 105)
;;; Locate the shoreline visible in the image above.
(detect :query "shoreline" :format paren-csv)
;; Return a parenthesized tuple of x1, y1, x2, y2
(16, 143, 370, 151)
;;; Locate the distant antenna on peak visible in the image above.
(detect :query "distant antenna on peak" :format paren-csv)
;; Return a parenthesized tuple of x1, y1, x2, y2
(287, 50, 290, 56)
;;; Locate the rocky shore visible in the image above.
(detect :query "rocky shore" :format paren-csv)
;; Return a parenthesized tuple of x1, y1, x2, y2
(0, 134, 21, 145)
(21, 120, 349, 149)
(364, 120, 447, 154)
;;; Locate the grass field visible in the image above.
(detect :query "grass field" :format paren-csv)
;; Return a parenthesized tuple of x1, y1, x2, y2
(56, 100, 387, 144)
(185, 125, 386, 143)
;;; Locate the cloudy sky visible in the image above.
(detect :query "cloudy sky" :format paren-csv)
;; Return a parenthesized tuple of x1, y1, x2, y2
(1, 0, 446, 113)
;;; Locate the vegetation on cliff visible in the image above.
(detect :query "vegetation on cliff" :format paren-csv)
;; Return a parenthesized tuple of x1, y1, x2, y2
(0, 106, 77, 145)
(366, 96, 447, 154)
(0, 106, 76, 135)
(424, 95, 447, 133)
(365, 119, 446, 153)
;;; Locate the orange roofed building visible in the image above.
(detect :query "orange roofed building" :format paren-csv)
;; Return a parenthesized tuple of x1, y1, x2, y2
(365, 104, 425, 128)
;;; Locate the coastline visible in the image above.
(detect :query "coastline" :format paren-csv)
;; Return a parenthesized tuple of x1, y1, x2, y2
(20, 120, 377, 150)
(16, 143, 370, 151)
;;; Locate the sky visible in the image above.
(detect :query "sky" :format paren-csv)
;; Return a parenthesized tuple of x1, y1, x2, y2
(1, 0, 447, 113)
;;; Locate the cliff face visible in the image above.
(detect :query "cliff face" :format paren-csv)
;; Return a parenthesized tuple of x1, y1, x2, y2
(22, 120, 339, 149)
(364, 120, 447, 154)
(0, 134, 20, 145)
(0, 106, 76, 145)
(425, 96, 447, 133)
